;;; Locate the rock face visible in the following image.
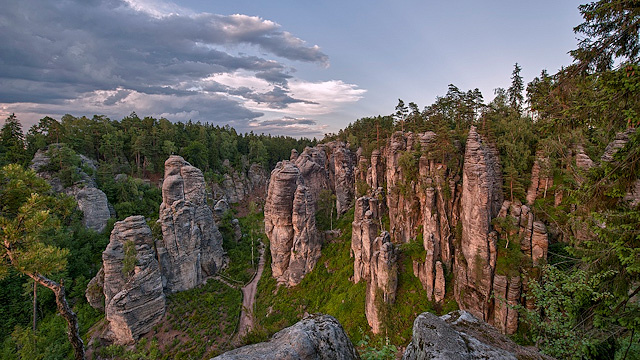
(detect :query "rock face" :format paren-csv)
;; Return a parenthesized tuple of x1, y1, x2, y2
(30, 145, 111, 232)
(403, 311, 550, 360)
(265, 161, 321, 287)
(601, 128, 636, 162)
(212, 163, 268, 204)
(526, 151, 553, 205)
(264, 142, 355, 286)
(157, 155, 225, 293)
(100, 216, 166, 344)
(351, 196, 397, 333)
(88, 157, 227, 344)
(454, 126, 503, 321)
(211, 314, 359, 360)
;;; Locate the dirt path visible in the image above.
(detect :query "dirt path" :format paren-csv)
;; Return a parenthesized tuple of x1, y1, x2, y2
(237, 244, 266, 338)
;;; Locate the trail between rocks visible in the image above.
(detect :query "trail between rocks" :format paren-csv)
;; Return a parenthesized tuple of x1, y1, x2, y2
(237, 244, 266, 338)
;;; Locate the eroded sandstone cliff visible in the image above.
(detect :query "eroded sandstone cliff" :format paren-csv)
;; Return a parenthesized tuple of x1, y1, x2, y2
(99, 216, 166, 344)
(88, 156, 226, 344)
(30, 145, 112, 232)
(157, 155, 226, 293)
(264, 142, 355, 286)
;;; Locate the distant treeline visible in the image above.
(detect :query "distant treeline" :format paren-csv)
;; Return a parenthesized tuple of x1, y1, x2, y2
(0, 112, 317, 177)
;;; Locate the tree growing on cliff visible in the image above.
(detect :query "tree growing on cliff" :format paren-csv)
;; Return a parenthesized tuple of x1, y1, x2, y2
(508, 63, 524, 115)
(0, 164, 85, 360)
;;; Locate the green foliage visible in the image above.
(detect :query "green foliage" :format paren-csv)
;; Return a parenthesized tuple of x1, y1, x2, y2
(357, 329, 398, 360)
(0, 114, 27, 166)
(220, 206, 264, 284)
(519, 265, 619, 359)
(315, 189, 337, 231)
(41, 144, 83, 187)
(122, 240, 137, 276)
(97, 169, 162, 220)
(571, 0, 640, 72)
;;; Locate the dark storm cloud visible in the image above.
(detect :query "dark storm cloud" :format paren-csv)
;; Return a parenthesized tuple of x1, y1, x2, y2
(0, 0, 329, 124)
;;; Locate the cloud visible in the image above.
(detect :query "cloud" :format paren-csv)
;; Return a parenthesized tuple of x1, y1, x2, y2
(248, 116, 326, 138)
(0, 0, 362, 136)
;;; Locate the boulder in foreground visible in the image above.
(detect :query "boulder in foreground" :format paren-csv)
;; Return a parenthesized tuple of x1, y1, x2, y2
(211, 314, 360, 360)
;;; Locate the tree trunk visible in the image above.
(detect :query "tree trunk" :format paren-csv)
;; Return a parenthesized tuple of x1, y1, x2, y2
(28, 273, 85, 360)
(32, 282, 37, 332)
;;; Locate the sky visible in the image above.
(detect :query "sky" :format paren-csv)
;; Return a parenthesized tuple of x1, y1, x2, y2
(0, 0, 585, 138)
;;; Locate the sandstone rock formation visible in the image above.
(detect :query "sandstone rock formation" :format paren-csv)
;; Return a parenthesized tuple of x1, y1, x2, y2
(100, 216, 166, 344)
(30, 145, 111, 232)
(264, 142, 355, 286)
(351, 196, 397, 333)
(327, 142, 355, 216)
(88, 157, 227, 343)
(454, 126, 503, 321)
(403, 311, 551, 360)
(526, 151, 553, 205)
(264, 161, 321, 286)
(575, 145, 595, 170)
(157, 155, 226, 293)
(601, 128, 636, 162)
(211, 163, 268, 204)
(211, 314, 359, 360)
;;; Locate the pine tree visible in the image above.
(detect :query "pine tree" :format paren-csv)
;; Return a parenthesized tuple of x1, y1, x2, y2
(0, 114, 26, 166)
(507, 63, 524, 115)
(0, 165, 85, 360)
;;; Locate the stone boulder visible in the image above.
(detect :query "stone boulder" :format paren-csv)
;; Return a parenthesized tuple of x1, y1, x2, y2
(212, 314, 359, 360)
(156, 155, 225, 293)
(403, 311, 550, 360)
(100, 216, 166, 345)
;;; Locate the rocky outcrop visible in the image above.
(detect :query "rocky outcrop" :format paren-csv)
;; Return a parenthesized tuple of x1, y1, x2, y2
(265, 161, 321, 287)
(351, 196, 397, 333)
(327, 142, 355, 216)
(30, 145, 111, 232)
(491, 275, 521, 335)
(454, 126, 503, 321)
(88, 157, 227, 343)
(100, 216, 166, 344)
(364, 232, 397, 334)
(156, 155, 226, 293)
(385, 131, 423, 243)
(575, 145, 595, 170)
(212, 163, 268, 204)
(526, 151, 553, 205)
(600, 128, 639, 207)
(264, 142, 355, 286)
(212, 314, 359, 360)
(601, 128, 636, 162)
(403, 311, 551, 360)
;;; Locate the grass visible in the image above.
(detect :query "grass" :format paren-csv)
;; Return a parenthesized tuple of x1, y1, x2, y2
(253, 207, 459, 353)
(95, 279, 243, 360)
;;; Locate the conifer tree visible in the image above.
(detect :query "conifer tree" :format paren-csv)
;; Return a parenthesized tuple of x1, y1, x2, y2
(0, 165, 85, 360)
(0, 114, 26, 166)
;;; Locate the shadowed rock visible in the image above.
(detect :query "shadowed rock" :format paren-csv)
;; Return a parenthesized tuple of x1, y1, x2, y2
(403, 311, 551, 360)
(212, 314, 360, 360)
(101, 216, 166, 345)
(156, 155, 225, 293)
